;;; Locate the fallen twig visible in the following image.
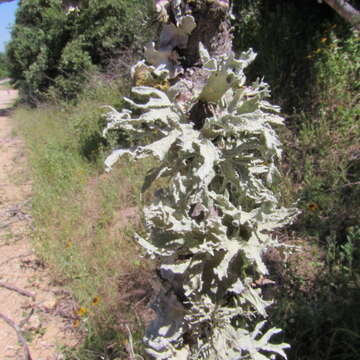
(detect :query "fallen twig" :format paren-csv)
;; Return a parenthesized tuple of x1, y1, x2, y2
(125, 325, 136, 360)
(342, 181, 360, 188)
(19, 308, 34, 328)
(0, 281, 35, 299)
(0, 251, 33, 268)
(0, 183, 31, 186)
(0, 312, 33, 360)
(0, 219, 17, 229)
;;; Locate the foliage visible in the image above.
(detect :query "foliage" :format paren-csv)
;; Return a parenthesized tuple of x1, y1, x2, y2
(232, 0, 338, 113)
(78, 0, 154, 66)
(7, 0, 68, 101)
(104, 4, 298, 357)
(292, 30, 360, 241)
(49, 38, 95, 100)
(233, 1, 360, 359)
(13, 79, 154, 359)
(0, 52, 9, 79)
(6, 0, 154, 102)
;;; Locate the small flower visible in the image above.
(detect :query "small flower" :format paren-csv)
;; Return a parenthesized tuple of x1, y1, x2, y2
(65, 241, 73, 248)
(72, 319, 80, 328)
(320, 37, 328, 43)
(307, 203, 318, 212)
(91, 296, 100, 306)
(77, 306, 88, 317)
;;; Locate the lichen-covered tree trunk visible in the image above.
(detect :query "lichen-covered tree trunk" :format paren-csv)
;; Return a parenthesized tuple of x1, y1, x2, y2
(104, 0, 298, 359)
(152, 0, 233, 128)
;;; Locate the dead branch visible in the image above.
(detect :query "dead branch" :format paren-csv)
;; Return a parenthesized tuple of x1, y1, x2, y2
(0, 312, 33, 360)
(0, 281, 35, 299)
(342, 181, 360, 187)
(0, 183, 31, 186)
(19, 308, 35, 328)
(0, 219, 17, 229)
(324, 0, 360, 30)
(0, 251, 33, 268)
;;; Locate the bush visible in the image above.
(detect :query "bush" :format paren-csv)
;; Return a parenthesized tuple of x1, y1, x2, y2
(49, 38, 95, 100)
(0, 52, 9, 79)
(7, 0, 155, 102)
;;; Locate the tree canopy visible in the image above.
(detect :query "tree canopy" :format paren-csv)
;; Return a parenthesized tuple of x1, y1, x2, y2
(0, 53, 9, 79)
(6, 0, 154, 101)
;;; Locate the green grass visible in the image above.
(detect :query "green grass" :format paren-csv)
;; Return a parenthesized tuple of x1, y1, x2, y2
(13, 79, 155, 359)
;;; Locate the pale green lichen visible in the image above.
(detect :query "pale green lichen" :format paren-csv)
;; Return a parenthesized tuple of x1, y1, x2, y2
(103, 2, 298, 359)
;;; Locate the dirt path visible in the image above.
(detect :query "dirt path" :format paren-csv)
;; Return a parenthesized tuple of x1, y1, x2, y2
(0, 89, 77, 359)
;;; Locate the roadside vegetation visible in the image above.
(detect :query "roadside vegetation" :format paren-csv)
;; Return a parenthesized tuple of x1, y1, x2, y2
(7, 0, 156, 103)
(5, 0, 360, 359)
(13, 79, 156, 359)
(0, 52, 9, 79)
(233, 1, 360, 359)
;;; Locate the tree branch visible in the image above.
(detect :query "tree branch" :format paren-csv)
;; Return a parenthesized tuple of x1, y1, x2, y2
(0, 312, 33, 360)
(324, 0, 360, 30)
(0, 281, 35, 299)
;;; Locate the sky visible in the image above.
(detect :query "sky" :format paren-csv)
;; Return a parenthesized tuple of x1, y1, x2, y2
(0, 0, 19, 53)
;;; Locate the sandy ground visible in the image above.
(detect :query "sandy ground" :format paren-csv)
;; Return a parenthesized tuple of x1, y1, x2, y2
(0, 89, 78, 359)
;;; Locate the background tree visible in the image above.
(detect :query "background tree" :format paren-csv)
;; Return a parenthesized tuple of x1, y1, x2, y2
(0, 53, 9, 79)
(6, 0, 154, 102)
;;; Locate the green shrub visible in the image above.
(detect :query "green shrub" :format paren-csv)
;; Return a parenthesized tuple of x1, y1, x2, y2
(0, 52, 9, 79)
(79, 0, 155, 66)
(7, 0, 155, 102)
(49, 38, 95, 100)
(7, 0, 70, 101)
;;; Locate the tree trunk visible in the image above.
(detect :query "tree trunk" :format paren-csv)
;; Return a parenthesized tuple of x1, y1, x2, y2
(153, 0, 232, 128)
(324, 0, 360, 30)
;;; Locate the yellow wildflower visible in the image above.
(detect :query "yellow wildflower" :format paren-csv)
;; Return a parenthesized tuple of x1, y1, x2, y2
(72, 319, 80, 328)
(307, 203, 318, 212)
(77, 306, 88, 317)
(91, 296, 100, 306)
(65, 241, 73, 248)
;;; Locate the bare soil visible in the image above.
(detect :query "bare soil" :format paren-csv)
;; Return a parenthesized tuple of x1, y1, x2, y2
(0, 88, 78, 359)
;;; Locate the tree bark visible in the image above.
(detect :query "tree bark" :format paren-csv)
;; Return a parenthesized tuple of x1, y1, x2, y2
(153, 0, 232, 125)
(324, 0, 360, 30)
